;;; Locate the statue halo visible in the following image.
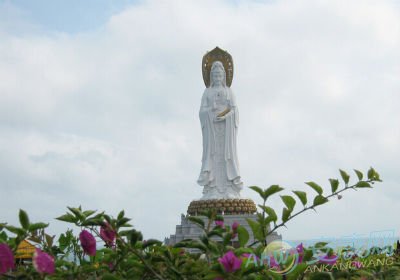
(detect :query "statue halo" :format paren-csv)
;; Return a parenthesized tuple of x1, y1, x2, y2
(202, 46, 234, 88)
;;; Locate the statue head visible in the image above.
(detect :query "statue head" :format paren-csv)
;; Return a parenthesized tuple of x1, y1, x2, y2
(210, 61, 226, 87)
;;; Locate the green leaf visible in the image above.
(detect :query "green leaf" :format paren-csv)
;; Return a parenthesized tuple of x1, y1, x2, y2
(103, 214, 112, 224)
(222, 232, 232, 246)
(55, 213, 77, 224)
(302, 249, 314, 261)
(5, 225, 25, 235)
(354, 169, 363, 181)
(82, 210, 96, 218)
(129, 230, 143, 246)
(116, 217, 131, 228)
(19, 209, 30, 230)
(188, 240, 208, 252)
(355, 181, 372, 188)
(81, 219, 104, 227)
(187, 216, 205, 229)
(246, 218, 263, 241)
(264, 185, 284, 200)
(237, 225, 249, 247)
(286, 263, 308, 280)
(280, 195, 296, 211)
(258, 205, 277, 222)
(207, 241, 220, 255)
(117, 210, 125, 220)
(339, 169, 350, 184)
(207, 229, 223, 238)
(329, 179, 339, 193)
(305, 182, 323, 195)
(142, 239, 162, 249)
(102, 273, 122, 280)
(45, 234, 54, 247)
(292, 190, 307, 206)
(367, 167, 374, 179)
(67, 207, 84, 221)
(28, 223, 49, 232)
(249, 186, 265, 200)
(367, 167, 381, 181)
(314, 242, 328, 248)
(0, 231, 7, 243)
(282, 208, 291, 222)
(313, 195, 328, 206)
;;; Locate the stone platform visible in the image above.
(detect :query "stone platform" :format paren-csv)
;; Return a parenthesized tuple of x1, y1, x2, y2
(165, 199, 282, 247)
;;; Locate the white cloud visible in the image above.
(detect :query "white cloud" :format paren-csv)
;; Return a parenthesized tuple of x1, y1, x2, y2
(0, 0, 399, 241)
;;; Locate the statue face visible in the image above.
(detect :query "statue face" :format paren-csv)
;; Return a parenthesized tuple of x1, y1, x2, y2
(211, 68, 224, 86)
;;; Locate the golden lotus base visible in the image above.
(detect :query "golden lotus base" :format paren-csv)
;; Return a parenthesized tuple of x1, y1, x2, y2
(187, 199, 257, 216)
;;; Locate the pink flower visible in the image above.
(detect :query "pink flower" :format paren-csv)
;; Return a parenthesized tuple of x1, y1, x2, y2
(352, 261, 363, 268)
(218, 251, 242, 273)
(215, 220, 224, 228)
(319, 254, 338, 265)
(33, 249, 55, 275)
(296, 243, 304, 263)
(79, 230, 96, 256)
(100, 223, 116, 246)
(0, 243, 15, 274)
(232, 222, 239, 232)
(267, 256, 280, 268)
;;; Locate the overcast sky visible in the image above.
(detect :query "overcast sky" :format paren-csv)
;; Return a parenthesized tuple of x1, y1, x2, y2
(0, 0, 399, 243)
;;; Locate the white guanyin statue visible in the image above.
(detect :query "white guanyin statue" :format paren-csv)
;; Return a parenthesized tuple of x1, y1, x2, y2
(197, 47, 243, 200)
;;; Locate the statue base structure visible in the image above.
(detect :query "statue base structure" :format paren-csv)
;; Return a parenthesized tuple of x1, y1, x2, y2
(165, 199, 282, 249)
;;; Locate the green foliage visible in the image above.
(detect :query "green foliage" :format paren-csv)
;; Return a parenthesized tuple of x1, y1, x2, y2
(329, 179, 339, 193)
(282, 207, 291, 222)
(258, 205, 278, 223)
(250, 185, 284, 201)
(281, 195, 296, 211)
(293, 190, 307, 206)
(339, 169, 350, 184)
(305, 181, 323, 195)
(313, 195, 328, 206)
(237, 225, 249, 247)
(0, 167, 386, 279)
(356, 181, 372, 188)
(19, 209, 30, 230)
(354, 169, 363, 180)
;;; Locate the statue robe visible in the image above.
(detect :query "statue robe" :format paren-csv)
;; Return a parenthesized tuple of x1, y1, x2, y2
(197, 86, 241, 195)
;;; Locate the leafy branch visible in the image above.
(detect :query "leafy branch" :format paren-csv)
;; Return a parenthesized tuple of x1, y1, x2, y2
(248, 167, 381, 247)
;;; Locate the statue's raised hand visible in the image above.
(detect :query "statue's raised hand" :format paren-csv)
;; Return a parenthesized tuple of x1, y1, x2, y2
(214, 116, 225, 122)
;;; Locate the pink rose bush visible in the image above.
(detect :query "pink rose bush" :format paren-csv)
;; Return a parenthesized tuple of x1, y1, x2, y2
(231, 222, 239, 232)
(218, 251, 242, 273)
(0, 244, 14, 274)
(33, 249, 55, 275)
(215, 220, 224, 228)
(352, 261, 363, 268)
(296, 243, 304, 263)
(319, 254, 338, 265)
(100, 222, 116, 246)
(79, 229, 97, 256)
